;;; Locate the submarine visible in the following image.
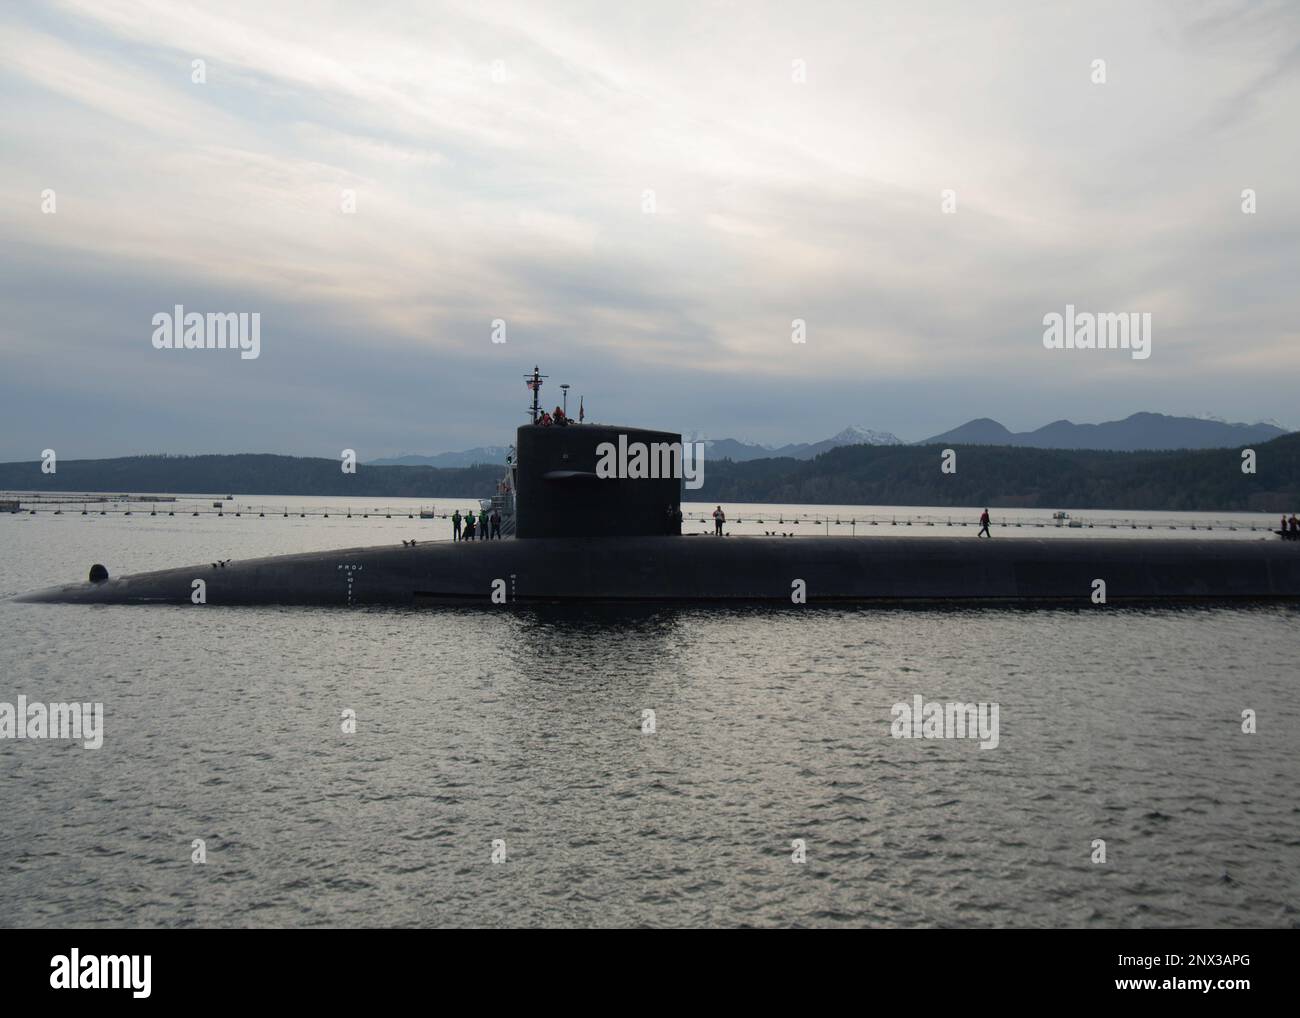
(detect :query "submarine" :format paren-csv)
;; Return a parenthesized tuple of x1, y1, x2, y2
(15, 368, 1300, 606)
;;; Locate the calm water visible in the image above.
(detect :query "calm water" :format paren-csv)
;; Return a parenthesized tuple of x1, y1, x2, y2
(2, 497, 1298, 928)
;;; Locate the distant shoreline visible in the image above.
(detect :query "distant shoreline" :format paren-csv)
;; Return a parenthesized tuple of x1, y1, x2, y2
(2, 431, 1298, 514)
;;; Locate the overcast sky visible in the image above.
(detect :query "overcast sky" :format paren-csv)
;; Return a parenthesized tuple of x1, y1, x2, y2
(1, 0, 1297, 460)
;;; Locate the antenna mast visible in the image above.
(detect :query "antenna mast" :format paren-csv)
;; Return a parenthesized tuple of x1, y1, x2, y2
(524, 365, 548, 423)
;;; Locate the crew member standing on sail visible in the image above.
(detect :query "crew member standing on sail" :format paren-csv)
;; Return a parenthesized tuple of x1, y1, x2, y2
(978, 509, 991, 538)
(713, 506, 725, 536)
(452, 509, 462, 541)
(490, 508, 501, 539)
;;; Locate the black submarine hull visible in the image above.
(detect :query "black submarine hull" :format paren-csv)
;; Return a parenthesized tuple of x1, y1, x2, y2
(15, 535, 1300, 605)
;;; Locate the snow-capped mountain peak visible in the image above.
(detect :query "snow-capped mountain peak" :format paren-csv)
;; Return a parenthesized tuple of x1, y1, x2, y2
(828, 425, 902, 446)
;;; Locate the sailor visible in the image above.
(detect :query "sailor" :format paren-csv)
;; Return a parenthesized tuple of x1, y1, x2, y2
(713, 505, 725, 536)
(452, 509, 462, 541)
(479, 508, 490, 539)
(978, 509, 991, 538)
(553, 406, 568, 426)
(463, 514, 476, 540)
(1290, 514, 1299, 533)
(539, 411, 553, 427)
(490, 508, 501, 539)
(667, 504, 682, 535)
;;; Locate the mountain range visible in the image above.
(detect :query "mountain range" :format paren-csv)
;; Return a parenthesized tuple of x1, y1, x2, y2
(920, 412, 1287, 451)
(369, 414, 1288, 466)
(695, 426, 903, 462)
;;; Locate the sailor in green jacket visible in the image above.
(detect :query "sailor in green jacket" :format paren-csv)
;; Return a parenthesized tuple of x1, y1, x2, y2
(451, 510, 462, 541)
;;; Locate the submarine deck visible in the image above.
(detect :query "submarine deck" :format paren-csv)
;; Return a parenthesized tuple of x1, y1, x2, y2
(14, 533, 1300, 605)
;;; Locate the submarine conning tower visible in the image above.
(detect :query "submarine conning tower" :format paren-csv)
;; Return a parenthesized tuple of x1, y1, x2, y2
(514, 422, 683, 538)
